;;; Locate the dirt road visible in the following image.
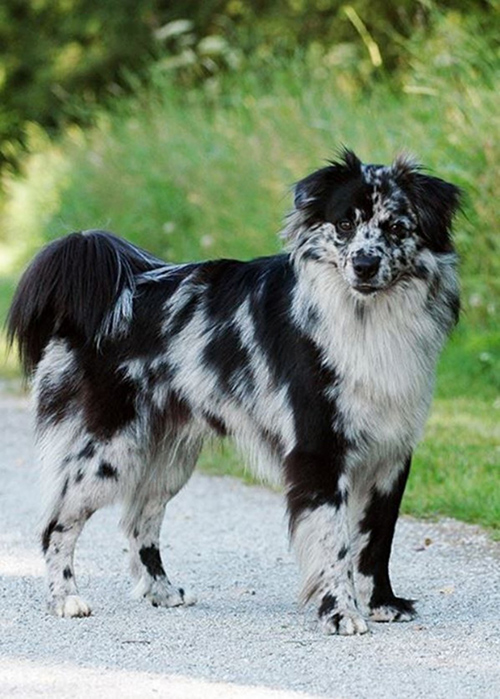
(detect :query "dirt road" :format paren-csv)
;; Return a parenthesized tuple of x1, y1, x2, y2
(1, 395, 499, 698)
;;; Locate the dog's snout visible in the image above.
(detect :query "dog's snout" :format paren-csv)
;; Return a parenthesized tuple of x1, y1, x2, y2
(352, 254, 381, 280)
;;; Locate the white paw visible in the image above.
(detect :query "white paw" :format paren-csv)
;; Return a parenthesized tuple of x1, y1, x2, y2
(146, 587, 197, 608)
(133, 577, 197, 608)
(321, 609, 369, 636)
(53, 595, 92, 618)
(370, 604, 416, 623)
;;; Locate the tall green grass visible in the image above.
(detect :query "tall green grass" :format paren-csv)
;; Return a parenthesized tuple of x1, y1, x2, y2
(2, 53, 499, 289)
(0, 35, 498, 533)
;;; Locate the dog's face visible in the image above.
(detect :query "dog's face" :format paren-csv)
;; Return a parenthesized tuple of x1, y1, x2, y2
(289, 150, 461, 295)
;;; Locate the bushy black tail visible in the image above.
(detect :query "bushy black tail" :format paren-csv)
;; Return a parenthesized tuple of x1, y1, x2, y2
(7, 230, 165, 375)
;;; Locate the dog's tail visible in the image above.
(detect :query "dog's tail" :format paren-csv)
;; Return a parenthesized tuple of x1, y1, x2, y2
(7, 230, 165, 375)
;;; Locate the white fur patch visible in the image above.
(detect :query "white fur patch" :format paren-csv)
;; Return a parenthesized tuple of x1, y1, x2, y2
(292, 257, 452, 457)
(291, 503, 354, 607)
(53, 595, 92, 619)
(132, 577, 197, 608)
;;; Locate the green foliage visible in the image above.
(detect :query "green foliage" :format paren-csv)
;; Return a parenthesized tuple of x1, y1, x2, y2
(0, 276, 18, 380)
(0, 0, 159, 166)
(2, 18, 498, 298)
(0, 1, 498, 166)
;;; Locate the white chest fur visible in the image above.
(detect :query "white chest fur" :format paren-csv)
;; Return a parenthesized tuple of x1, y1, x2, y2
(293, 261, 451, 453)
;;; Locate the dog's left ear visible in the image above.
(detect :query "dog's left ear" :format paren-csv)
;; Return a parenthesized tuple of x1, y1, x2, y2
(393, 158, 462, 252)
(413, 173, 462, 252)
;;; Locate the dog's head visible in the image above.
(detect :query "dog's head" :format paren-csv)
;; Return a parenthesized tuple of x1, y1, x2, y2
(286, 149, 461, 296)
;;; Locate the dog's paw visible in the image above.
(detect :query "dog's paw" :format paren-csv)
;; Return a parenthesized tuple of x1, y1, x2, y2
(133, 577, 196, 608)
(146, 586, 197, 608)
(321, 609, 369, 636)
(52, 594, 92, 619)
(369, 597, 416, 623)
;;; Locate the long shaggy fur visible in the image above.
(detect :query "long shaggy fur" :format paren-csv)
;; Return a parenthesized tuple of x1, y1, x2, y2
(7, 150, 461, 633)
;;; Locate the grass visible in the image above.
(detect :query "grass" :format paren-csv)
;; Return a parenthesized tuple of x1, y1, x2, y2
(2, 53, 499, 283)
(407, 397, 500, 535)
(0, 38, 498, 535)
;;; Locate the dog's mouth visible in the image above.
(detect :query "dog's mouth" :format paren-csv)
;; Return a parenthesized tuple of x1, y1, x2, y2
(351, 283, 380, 296)
(351, 274, 410, 296)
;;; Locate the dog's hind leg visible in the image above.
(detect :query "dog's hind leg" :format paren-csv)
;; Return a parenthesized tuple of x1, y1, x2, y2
(41, 503, 94, 618)
(121, 433, 202, 608)
(39, 432, 124, 618)
(40, 432, 128, 618)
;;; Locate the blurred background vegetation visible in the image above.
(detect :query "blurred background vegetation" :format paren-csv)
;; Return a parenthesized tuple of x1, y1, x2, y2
(0, 0, 498, 532)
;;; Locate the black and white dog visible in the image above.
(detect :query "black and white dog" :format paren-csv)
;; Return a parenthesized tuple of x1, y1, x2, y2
(8, 150, 460, 634)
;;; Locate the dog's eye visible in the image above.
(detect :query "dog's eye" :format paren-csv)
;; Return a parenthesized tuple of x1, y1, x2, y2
(389, 222, 407, 235)
(337, 220, 354, 234)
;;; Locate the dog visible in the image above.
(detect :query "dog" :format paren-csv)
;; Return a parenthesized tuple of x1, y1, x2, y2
(7, 150, 461, 634)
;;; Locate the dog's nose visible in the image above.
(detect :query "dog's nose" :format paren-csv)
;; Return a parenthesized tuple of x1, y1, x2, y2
(352, 254, 381, 280)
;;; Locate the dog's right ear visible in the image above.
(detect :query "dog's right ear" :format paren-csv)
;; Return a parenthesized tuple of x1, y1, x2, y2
(293, 170, 328, 210)
(293, 149, 362, 212)
(283, 150, 363, 241)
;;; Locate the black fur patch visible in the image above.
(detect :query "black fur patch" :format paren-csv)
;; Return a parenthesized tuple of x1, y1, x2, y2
(77, 440, 96, 460)
(41, 520, 64, 553)
(168, 294, 199, 337)
(204, 412, 228, 437)
(139, 545, 165, 580)
(203, 325, 254, 395)
(7, 230, 167, 374)
(97, 461, 118, 480)
(318, 592, 338, 618)
(79, 355, 137, 440)
(358, 457, 412, 608)
(61, 477, 69, 498)
(338, 545, 349, 560)
(37, 374, 80, 425)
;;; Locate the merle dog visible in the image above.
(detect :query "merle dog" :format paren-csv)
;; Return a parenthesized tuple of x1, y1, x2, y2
(7, 150, 460, 634)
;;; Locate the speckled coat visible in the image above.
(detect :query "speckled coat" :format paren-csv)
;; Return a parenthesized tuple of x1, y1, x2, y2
(8, 150, 461, 634)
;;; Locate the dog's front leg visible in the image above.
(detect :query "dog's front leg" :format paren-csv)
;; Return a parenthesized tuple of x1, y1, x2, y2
(285, 449, 368, 635)
(352, 455, 417, 623)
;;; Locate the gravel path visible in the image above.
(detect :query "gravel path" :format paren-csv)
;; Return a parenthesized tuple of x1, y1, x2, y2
(0, 394, 499, 698)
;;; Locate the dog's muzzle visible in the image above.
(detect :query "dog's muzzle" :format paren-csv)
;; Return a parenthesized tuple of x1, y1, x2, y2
(351, 253, 382, 293)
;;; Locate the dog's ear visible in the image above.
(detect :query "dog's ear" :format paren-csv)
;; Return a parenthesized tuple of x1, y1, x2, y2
(392, 158, 462, 252)
(293, 168, 331, 210)
(412, 174, 462, 252)
(293, 149, 362, 212)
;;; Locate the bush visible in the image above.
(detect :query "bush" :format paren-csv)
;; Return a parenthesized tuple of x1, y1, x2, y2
(0, 1, 496, 167)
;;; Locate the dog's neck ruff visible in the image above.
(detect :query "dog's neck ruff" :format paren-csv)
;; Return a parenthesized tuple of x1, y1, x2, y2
(292, 252, 456, 370)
